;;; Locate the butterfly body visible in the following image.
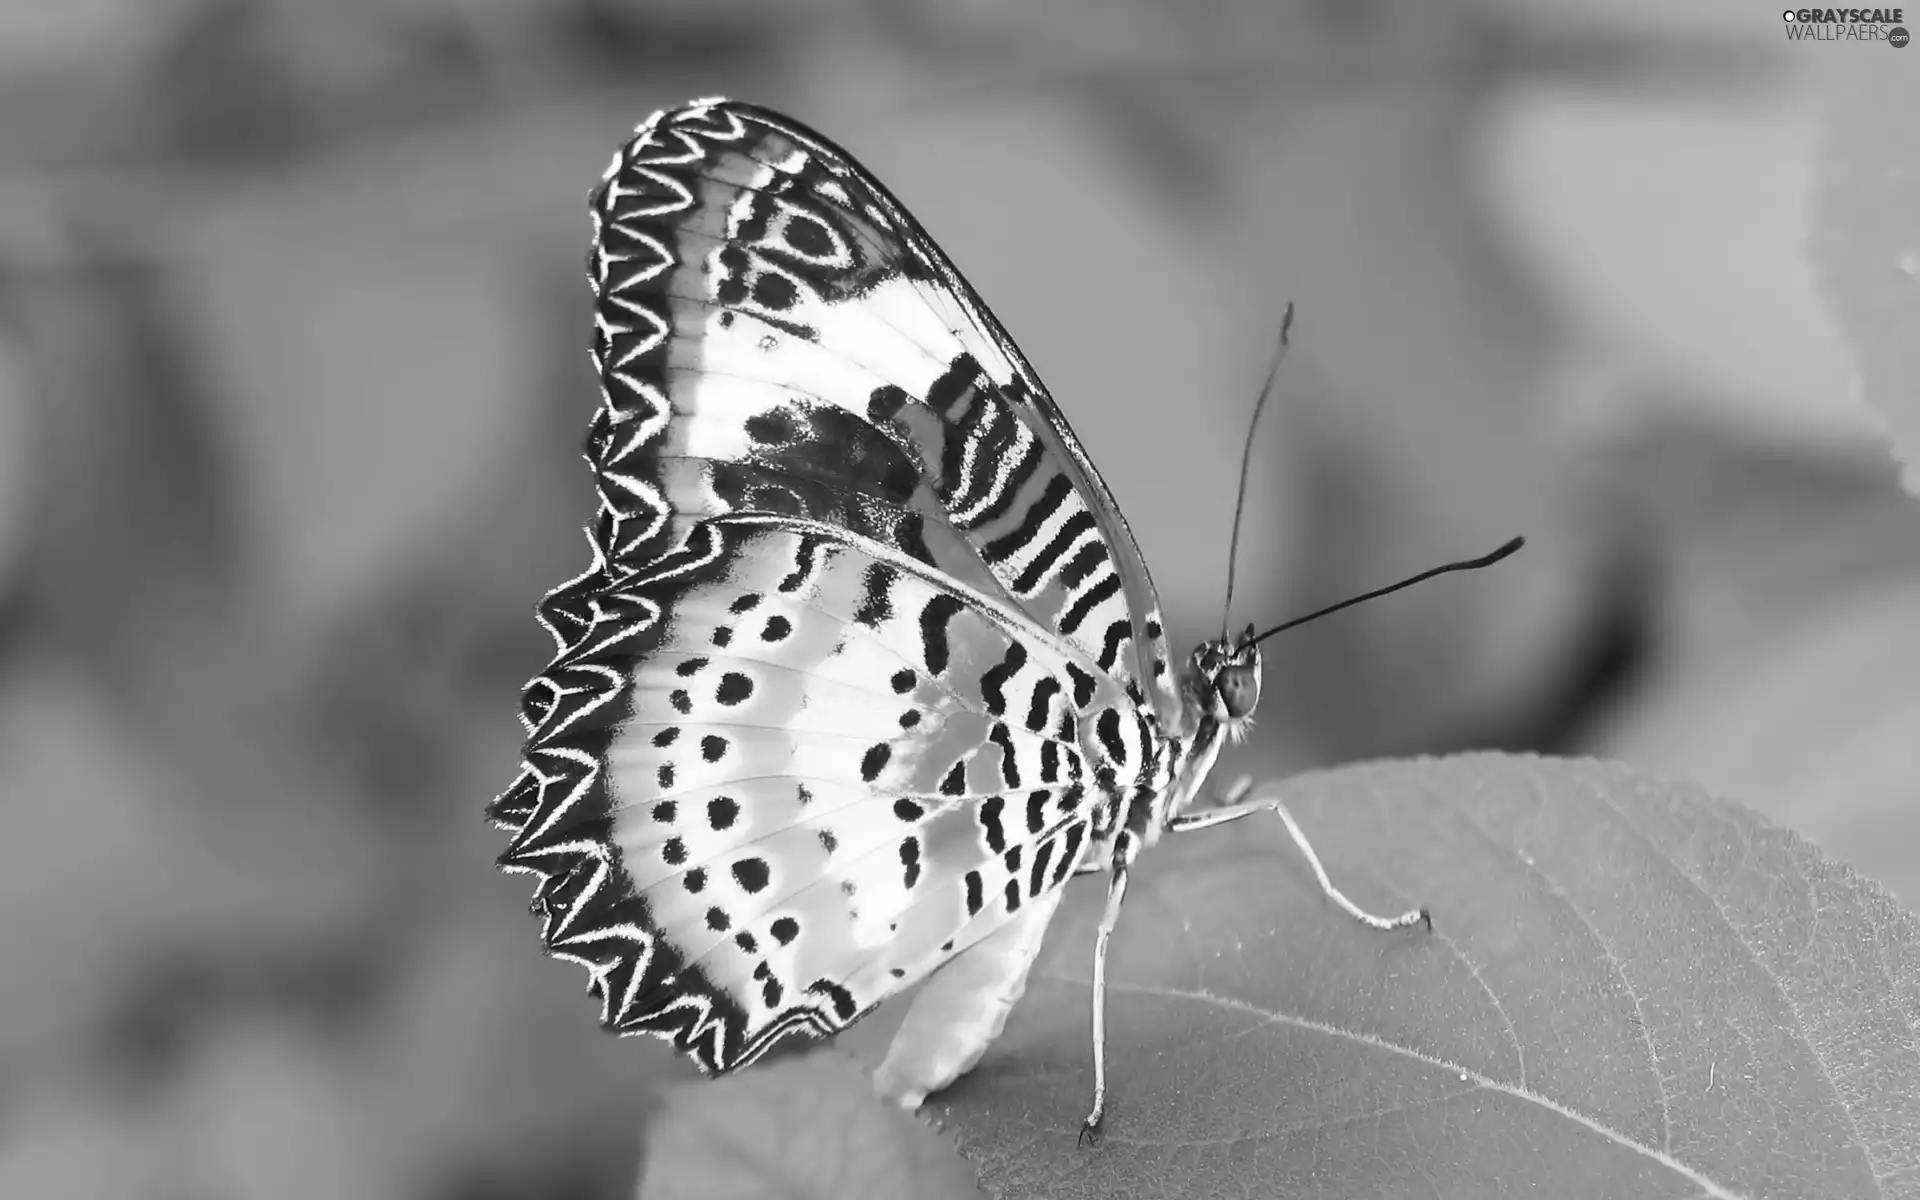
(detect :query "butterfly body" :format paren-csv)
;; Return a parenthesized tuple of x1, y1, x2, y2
(491, 97, 1398, 1130)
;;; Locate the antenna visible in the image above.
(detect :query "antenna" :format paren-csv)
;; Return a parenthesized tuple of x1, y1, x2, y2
(1241, 536, 1526, 651)
(1220, 302, 1295, 641)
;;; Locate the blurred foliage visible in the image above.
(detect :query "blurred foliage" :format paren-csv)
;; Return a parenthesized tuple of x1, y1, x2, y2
(0, 0, 1912, 1197)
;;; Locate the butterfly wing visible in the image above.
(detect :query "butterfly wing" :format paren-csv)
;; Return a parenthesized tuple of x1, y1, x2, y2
(497, 514, 1129, 1070)
(582, 97, 1183, 723)
(491, 98, 1177, 1074)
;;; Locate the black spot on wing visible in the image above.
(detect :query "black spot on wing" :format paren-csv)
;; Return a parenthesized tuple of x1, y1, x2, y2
(752, 272, 797, 311)
(979, 795, 1006, 853)
(715, 672, 753, 705)
(919, 594, 965, 676)
(1096, 708, 1128, 766)
(732, 857, 771, 894)
(744, 407, 796, 446)
(1027, 676, 1061, 734)
(1066, 664, 1097, 710)
(1029, 840, 1055, 897)
(900, 837, 921, 889)
(1026, 789, 1050, 834)
(853, 564, 896, 628)
(988, 722, 1021, 787)
(926, 353, 981, 418)
(784, 212, 833, 258)
(892, 510, 935, 567)
(1097, 619, 1130, 673)
(1054, 822, 1086, 886)
(978, 642, 1027, 717)
(964, 870, 984, 916)
(714, 245, 750, 305)
(778, 535, 822, 593)
(807, 979, 857, 1022)
(861, 743, 892, 782)
(867, 384, 908, 424)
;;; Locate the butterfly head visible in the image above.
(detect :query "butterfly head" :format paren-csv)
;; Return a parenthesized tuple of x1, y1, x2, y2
(1191, 623, 1262, 743)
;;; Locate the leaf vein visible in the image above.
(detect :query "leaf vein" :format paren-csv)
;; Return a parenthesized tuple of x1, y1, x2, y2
(1582, 774, 1895, 1200)
(1420, 773, 1676, 1154)
(1102, 978, 1747, 1200)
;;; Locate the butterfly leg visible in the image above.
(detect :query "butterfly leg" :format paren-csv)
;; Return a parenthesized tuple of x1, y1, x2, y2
(1079, 860, 1131, 1145)
(1166, 793, 1430, 933)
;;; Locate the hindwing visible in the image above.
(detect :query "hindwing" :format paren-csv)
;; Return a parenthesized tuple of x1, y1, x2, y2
(497, 513, 1153, 1069)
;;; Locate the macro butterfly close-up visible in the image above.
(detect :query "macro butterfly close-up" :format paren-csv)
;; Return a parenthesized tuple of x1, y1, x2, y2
(487, 95, 1522, 1139)
(10, 9, 1919, 1199)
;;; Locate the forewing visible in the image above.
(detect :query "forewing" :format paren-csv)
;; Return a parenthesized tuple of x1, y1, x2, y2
(583, 97, 1183, 723)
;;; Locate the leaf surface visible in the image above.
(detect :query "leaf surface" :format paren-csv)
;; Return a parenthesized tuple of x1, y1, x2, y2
(926, 755, 1920, 1199)
(638, 1051, 981, 1200)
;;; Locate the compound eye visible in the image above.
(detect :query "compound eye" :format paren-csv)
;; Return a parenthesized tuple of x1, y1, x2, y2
(1215, 663, 1260, 720)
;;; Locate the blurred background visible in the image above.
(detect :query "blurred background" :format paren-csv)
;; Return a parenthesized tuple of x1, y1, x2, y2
(1, 0, 1913, 1196)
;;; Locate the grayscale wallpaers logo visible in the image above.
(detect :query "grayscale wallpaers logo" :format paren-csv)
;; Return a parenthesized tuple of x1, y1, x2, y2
(1783, 7, 1910, 43)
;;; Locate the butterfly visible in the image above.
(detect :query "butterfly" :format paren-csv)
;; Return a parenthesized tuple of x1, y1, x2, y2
(489, 96, 1515, 1139)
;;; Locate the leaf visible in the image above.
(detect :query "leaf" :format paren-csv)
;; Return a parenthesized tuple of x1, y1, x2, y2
(921, 755, 1920, 1198)
(1812, 40, 1920, 498)
(637, 1051, 982, 1200)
